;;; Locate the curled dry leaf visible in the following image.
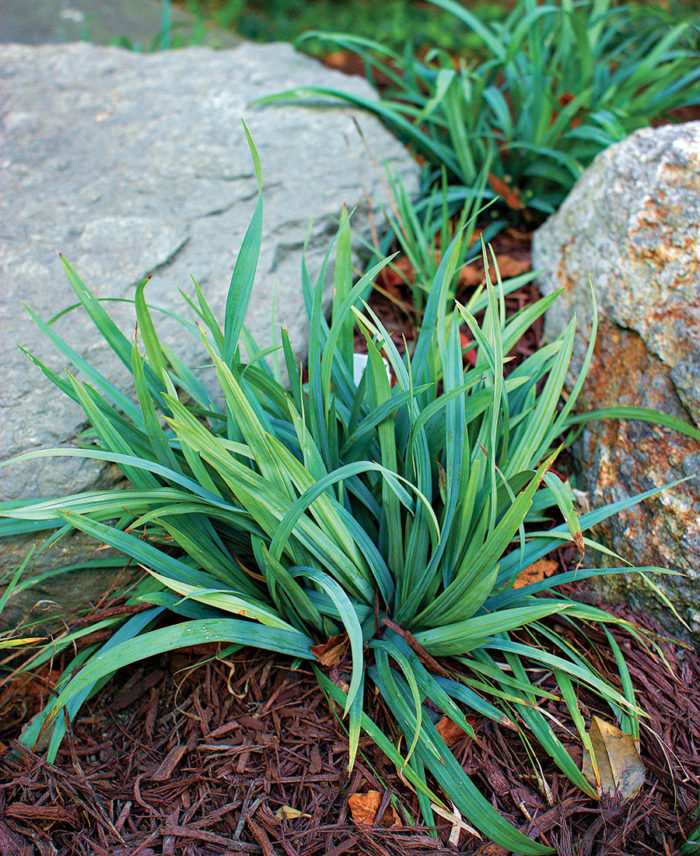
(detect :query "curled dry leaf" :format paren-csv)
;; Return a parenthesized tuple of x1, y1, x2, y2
(310, 633, 347, 667)
(582, 716, 645, 801)
(348, 791, 401, 828)
(436, 715, 471, 747)
(513, 559, 558, 589)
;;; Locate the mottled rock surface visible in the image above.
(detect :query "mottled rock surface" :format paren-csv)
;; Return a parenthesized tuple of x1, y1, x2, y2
(0, 41, 418, 628)
(533, 122, 700, 637)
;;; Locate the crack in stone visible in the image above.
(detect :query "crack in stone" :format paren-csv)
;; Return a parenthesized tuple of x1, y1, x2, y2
(195, 194, 256, 220)
(193, 182, 283, 221)
(128, 234, 191, 287)
(193, 171, 255, 182)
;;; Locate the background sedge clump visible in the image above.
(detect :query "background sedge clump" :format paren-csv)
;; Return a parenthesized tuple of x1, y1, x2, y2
(1, 133, 699, 852)
(264, 0, 700, 221)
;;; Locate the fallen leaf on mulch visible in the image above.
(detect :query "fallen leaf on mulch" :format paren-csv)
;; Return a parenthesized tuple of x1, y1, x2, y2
(431, 803, 480, 845)
(349, 791, 401, 827)
(489, 254, 531, 279)
(322, 50, 367, 76)
(458, 262, 483, 288)
(459, 331, 477, 367)
(275, 805, 310, 820)
(488, 174, 524, 210)
(1, 669, 63, 745)
(436, 716, 469, 747)
(554, 92, 583, 129)
(378, 255, 416, 291)
(582, 716, 645, 800)
(310, 633, 347, 667)
(458, 254, 530, 290)
(321, 51, 395, 91)
(513, 559, 558, 589)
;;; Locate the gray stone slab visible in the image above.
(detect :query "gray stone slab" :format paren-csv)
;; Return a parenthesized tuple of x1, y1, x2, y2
(0, 41, 418, 627)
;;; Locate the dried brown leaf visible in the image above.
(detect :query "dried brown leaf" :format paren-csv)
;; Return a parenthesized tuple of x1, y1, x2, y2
(310, 633, 347, 667)
(555, 92, 582, 129)
(274, 805, 310, 820)
(513, 559, 558, 589)
(458, 262, 482, 288)
(436, 716, 468, 747)
(582, 716, 645, 800)
(378, 255, 415, 291)
(490, 254, 530, 279)
(348, 791, 400, 828)
(488, 173, 524, 210)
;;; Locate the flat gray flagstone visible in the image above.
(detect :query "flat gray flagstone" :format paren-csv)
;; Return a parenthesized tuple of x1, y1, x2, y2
(0, 41, 419, 627)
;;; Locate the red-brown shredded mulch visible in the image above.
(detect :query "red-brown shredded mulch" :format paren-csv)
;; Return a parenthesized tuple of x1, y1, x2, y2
(358, 224, 540, 363)
(1, 584, 699, 856)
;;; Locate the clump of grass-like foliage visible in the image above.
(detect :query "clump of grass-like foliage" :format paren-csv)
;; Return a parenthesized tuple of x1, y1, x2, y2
(263, 0, 700, 219)
(2, 132, 699, 852)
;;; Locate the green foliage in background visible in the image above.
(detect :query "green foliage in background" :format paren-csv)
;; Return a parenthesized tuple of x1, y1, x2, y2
(179, 0, 699, 60)
(184, 0, 507, 56)
(2, 134, 699, 850)
(110, 0, 210, 52)
(263, 0, 700, 219)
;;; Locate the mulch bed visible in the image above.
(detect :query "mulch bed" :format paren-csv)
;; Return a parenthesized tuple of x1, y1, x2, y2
(359, 223, 538, 357)
(1, 582, 699, 856)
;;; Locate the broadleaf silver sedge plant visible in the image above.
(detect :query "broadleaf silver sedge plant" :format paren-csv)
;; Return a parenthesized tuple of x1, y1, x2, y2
(2, 129, 699, 854)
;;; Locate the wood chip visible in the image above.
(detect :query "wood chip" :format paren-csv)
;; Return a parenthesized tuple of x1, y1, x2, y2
(150, 744, 187, 781)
